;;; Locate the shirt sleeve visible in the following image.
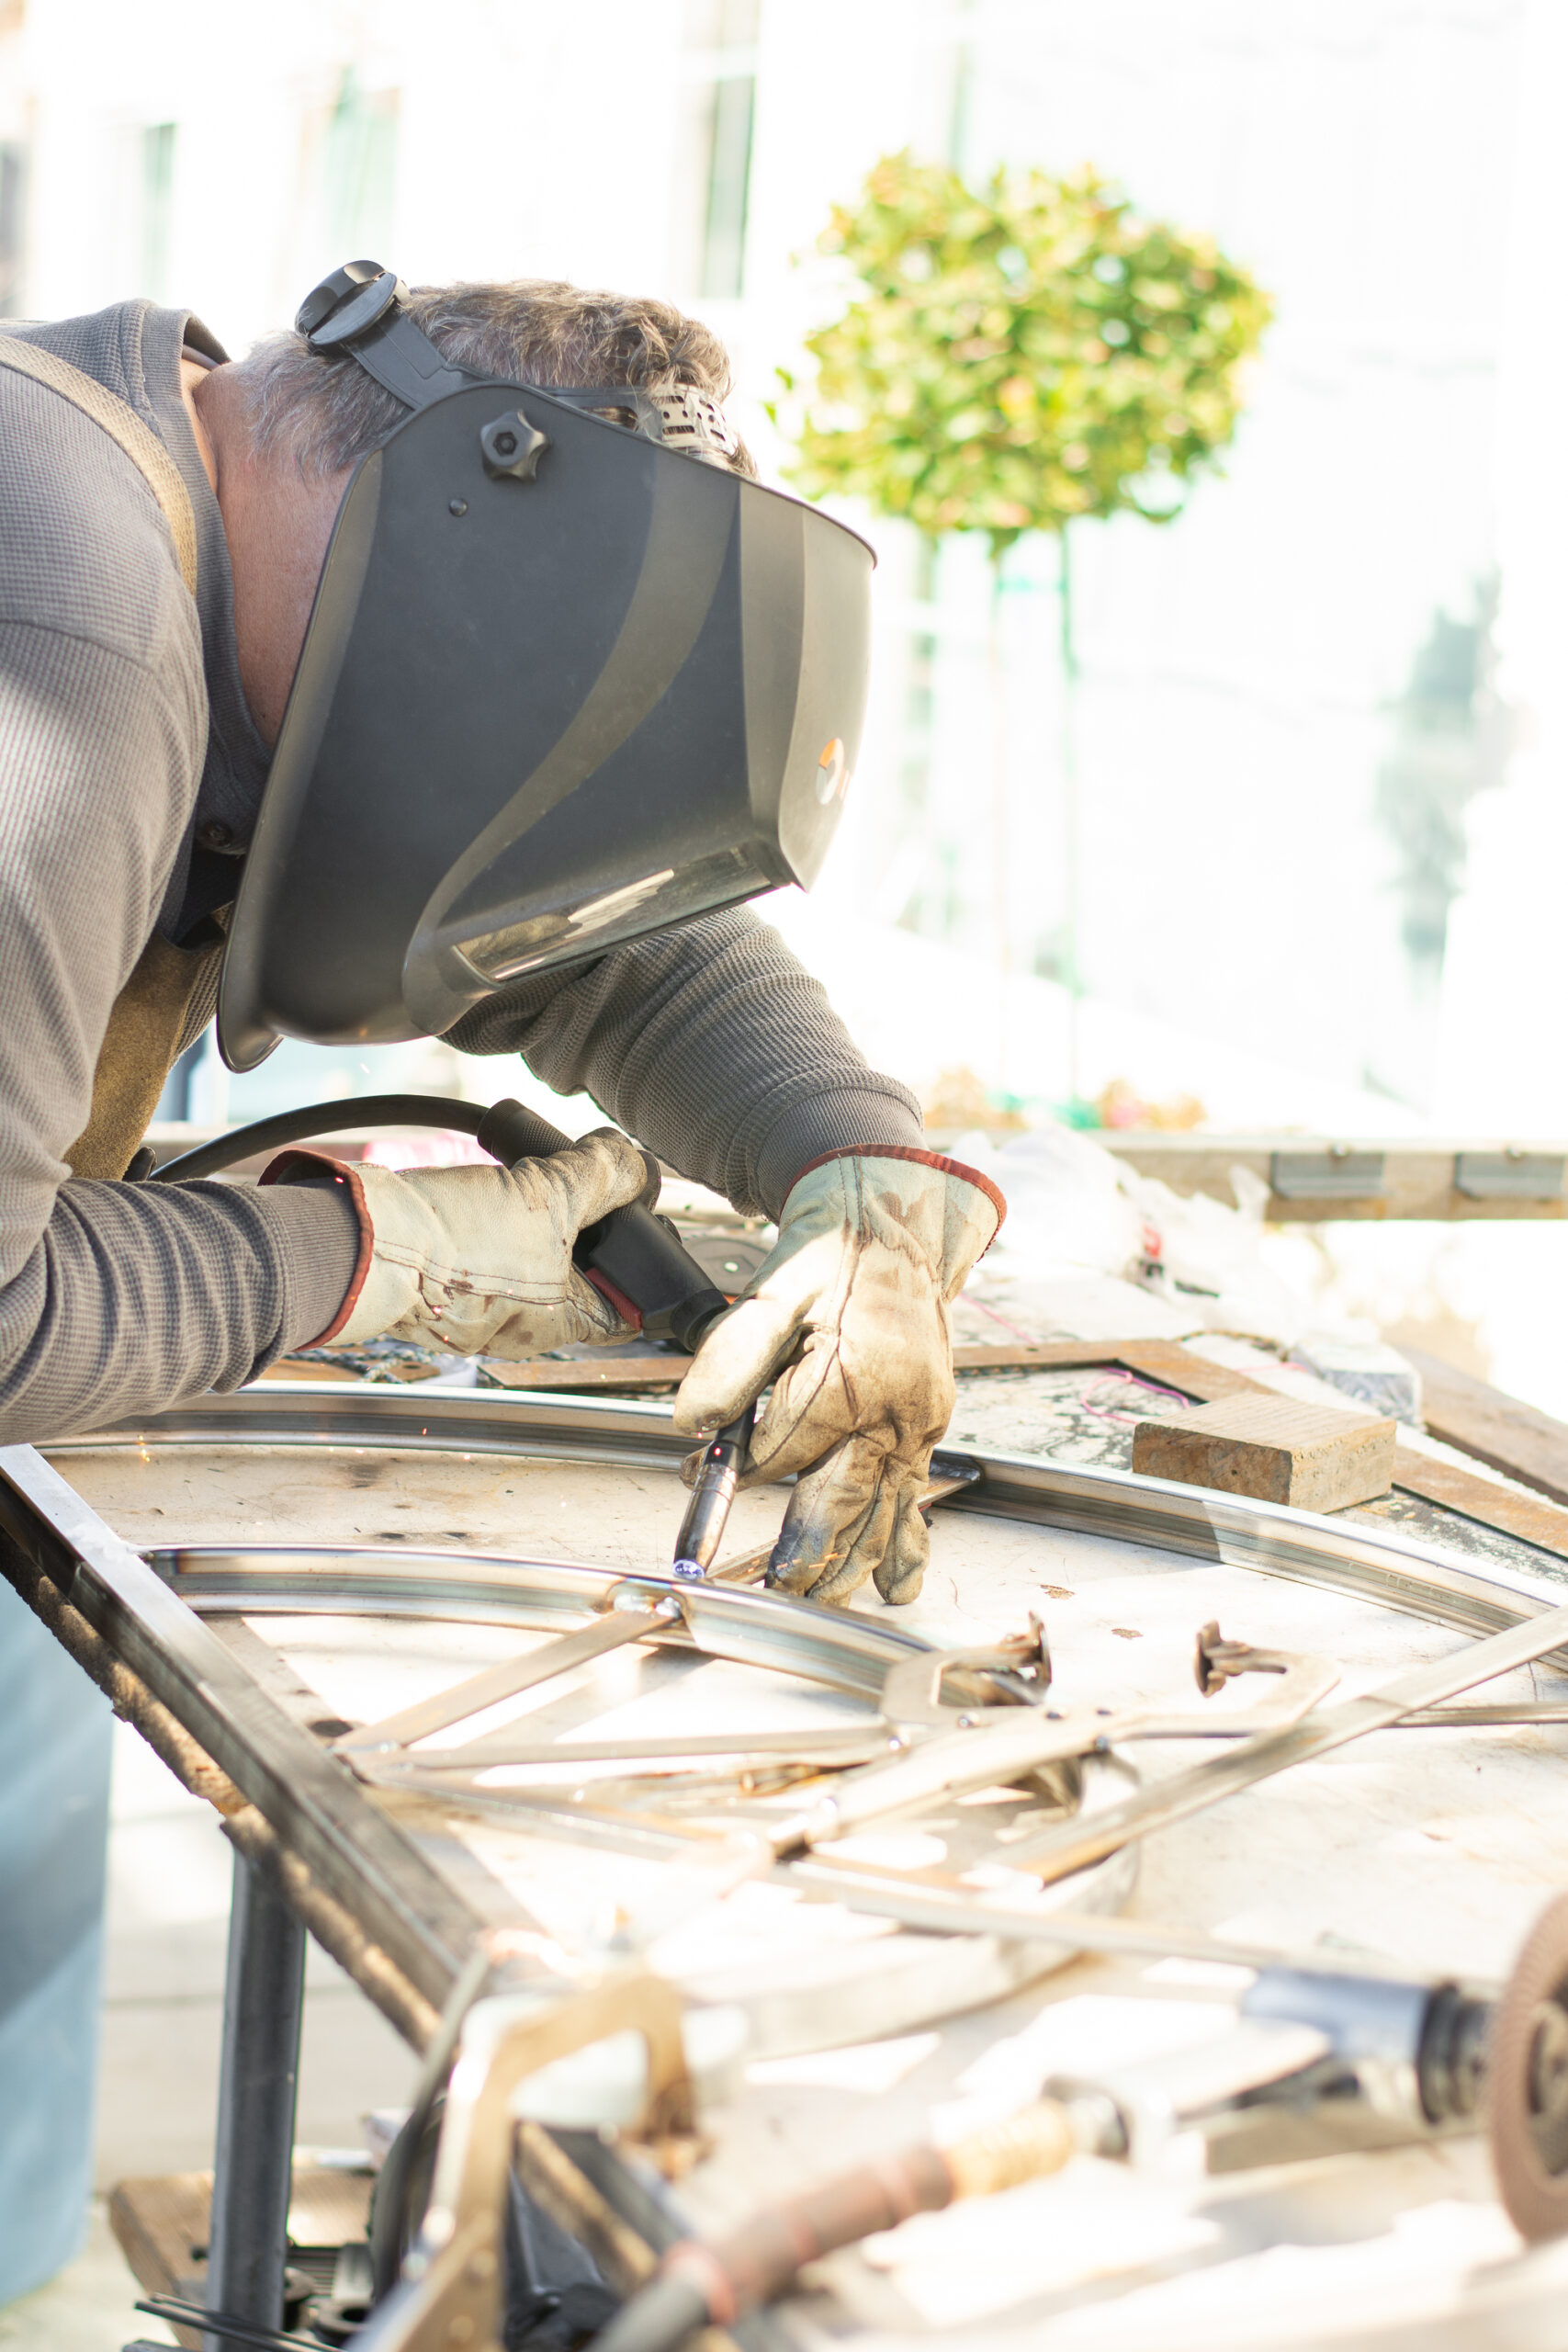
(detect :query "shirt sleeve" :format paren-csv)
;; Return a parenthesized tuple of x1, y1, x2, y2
(446, 906, 926, 1218)
(0, 624, 357, 1442)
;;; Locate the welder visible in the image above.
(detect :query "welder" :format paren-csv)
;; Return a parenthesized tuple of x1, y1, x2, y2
(0, 265, 1003, 1606)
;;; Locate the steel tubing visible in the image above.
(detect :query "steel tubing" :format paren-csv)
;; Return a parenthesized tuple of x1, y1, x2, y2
(203, 1849, 306, 2352)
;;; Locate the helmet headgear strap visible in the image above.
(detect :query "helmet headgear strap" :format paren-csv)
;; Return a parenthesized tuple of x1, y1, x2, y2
(297, 259, 740, 464)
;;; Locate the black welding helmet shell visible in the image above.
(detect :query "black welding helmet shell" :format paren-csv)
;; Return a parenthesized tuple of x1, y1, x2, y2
(217, 267, 874, 1069)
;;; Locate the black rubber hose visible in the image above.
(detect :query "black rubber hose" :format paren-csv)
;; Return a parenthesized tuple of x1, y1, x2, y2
(148, 1094, 486, 1182)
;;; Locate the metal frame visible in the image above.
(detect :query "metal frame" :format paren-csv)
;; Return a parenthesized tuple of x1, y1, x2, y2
(0, 1442, 476, 2013)
(12, 1379, 1568, 2349)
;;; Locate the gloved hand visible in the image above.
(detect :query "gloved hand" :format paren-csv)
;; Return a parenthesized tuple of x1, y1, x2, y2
(262, 1130, 650, 1357)
(672, 1148, 1004, 1605)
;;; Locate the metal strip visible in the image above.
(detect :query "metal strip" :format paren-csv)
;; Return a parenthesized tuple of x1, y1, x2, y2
(367, 1724, 885, 1780)
(336, 1601, 679, 1755)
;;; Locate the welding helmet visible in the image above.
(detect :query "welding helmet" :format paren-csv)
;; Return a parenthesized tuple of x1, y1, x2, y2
(217, 262, 874, 1069)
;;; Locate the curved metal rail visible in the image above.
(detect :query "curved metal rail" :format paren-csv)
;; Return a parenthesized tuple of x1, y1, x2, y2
(59, 1379, 1568, 1664)
(30, 1376, 1568, 2022)
(151, 1544, 933, 1701)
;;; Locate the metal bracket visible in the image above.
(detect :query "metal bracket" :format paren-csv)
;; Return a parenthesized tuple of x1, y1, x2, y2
(1454, 1150, 1566, 1202)
(1270, 1148, 1386, 1202)
(355, 1974, 692, 2352)
(877, 1622, 1051, 1731)
(1197, 1619, 1294, 1695)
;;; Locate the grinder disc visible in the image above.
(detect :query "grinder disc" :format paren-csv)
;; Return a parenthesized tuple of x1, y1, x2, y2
(1488, 1892, 1568, 2241)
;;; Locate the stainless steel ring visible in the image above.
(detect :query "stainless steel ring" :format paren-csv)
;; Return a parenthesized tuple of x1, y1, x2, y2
(73, 1379, 1568, 1658)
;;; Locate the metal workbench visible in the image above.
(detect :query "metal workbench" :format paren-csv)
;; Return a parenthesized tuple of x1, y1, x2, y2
(8, 1376, 1568, 2350)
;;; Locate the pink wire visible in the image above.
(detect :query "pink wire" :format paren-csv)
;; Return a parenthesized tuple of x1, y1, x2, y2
(1078, 1369, 1151, 1426)
(967, 1297, 1043, 1345)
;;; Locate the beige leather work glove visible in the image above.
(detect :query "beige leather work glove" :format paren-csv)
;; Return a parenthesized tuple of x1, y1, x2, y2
(672, 1148, 1004, 1605)
(262, 1131, 649, 1357)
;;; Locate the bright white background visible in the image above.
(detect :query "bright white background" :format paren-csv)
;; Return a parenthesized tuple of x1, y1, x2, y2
(4, 0, 1567, 1396)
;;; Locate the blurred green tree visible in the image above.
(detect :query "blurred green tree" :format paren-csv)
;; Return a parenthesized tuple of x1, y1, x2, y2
(773, 153, 1271, 1102)
(777, 151, 1271, 554)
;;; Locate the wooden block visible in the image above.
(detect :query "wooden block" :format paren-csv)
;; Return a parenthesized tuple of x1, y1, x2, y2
(1131, 1393, 1396, 1510)
(109, 2171, 210, 2347)
(1400, 1346, 1568, 1507)
(109, 2164, 374, 2349)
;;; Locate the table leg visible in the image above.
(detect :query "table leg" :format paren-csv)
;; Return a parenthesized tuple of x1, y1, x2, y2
(201, 1848, 306, 2352)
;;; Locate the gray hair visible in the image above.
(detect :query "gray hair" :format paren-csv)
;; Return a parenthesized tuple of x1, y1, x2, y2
(238, 277, 756, 479)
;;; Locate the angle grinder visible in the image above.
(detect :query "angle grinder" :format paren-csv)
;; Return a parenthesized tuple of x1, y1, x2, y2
(1043, 1900, 1568, 2245)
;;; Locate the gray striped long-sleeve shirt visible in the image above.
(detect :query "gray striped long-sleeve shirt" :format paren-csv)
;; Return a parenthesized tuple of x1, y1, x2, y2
(0, 300, 921, 1443)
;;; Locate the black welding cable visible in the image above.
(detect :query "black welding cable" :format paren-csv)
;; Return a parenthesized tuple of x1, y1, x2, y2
(146, 1093, 488, 1183)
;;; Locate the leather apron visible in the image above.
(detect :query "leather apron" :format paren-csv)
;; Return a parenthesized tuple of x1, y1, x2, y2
(63, 932, 225, 1179)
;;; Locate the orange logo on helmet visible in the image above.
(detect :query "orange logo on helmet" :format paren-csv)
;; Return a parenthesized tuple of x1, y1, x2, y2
(815, 738, 851, 807)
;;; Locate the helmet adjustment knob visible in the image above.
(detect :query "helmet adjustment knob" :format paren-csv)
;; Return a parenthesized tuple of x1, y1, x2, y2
(479, 410, 550, 482)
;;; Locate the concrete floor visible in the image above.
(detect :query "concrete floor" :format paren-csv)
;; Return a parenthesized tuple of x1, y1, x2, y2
(1, 1723, 413, 2348)
(0, 2202, 155, 2352)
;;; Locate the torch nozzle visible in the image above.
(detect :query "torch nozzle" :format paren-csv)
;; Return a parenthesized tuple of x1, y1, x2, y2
(672, 1402, 757, 1580)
